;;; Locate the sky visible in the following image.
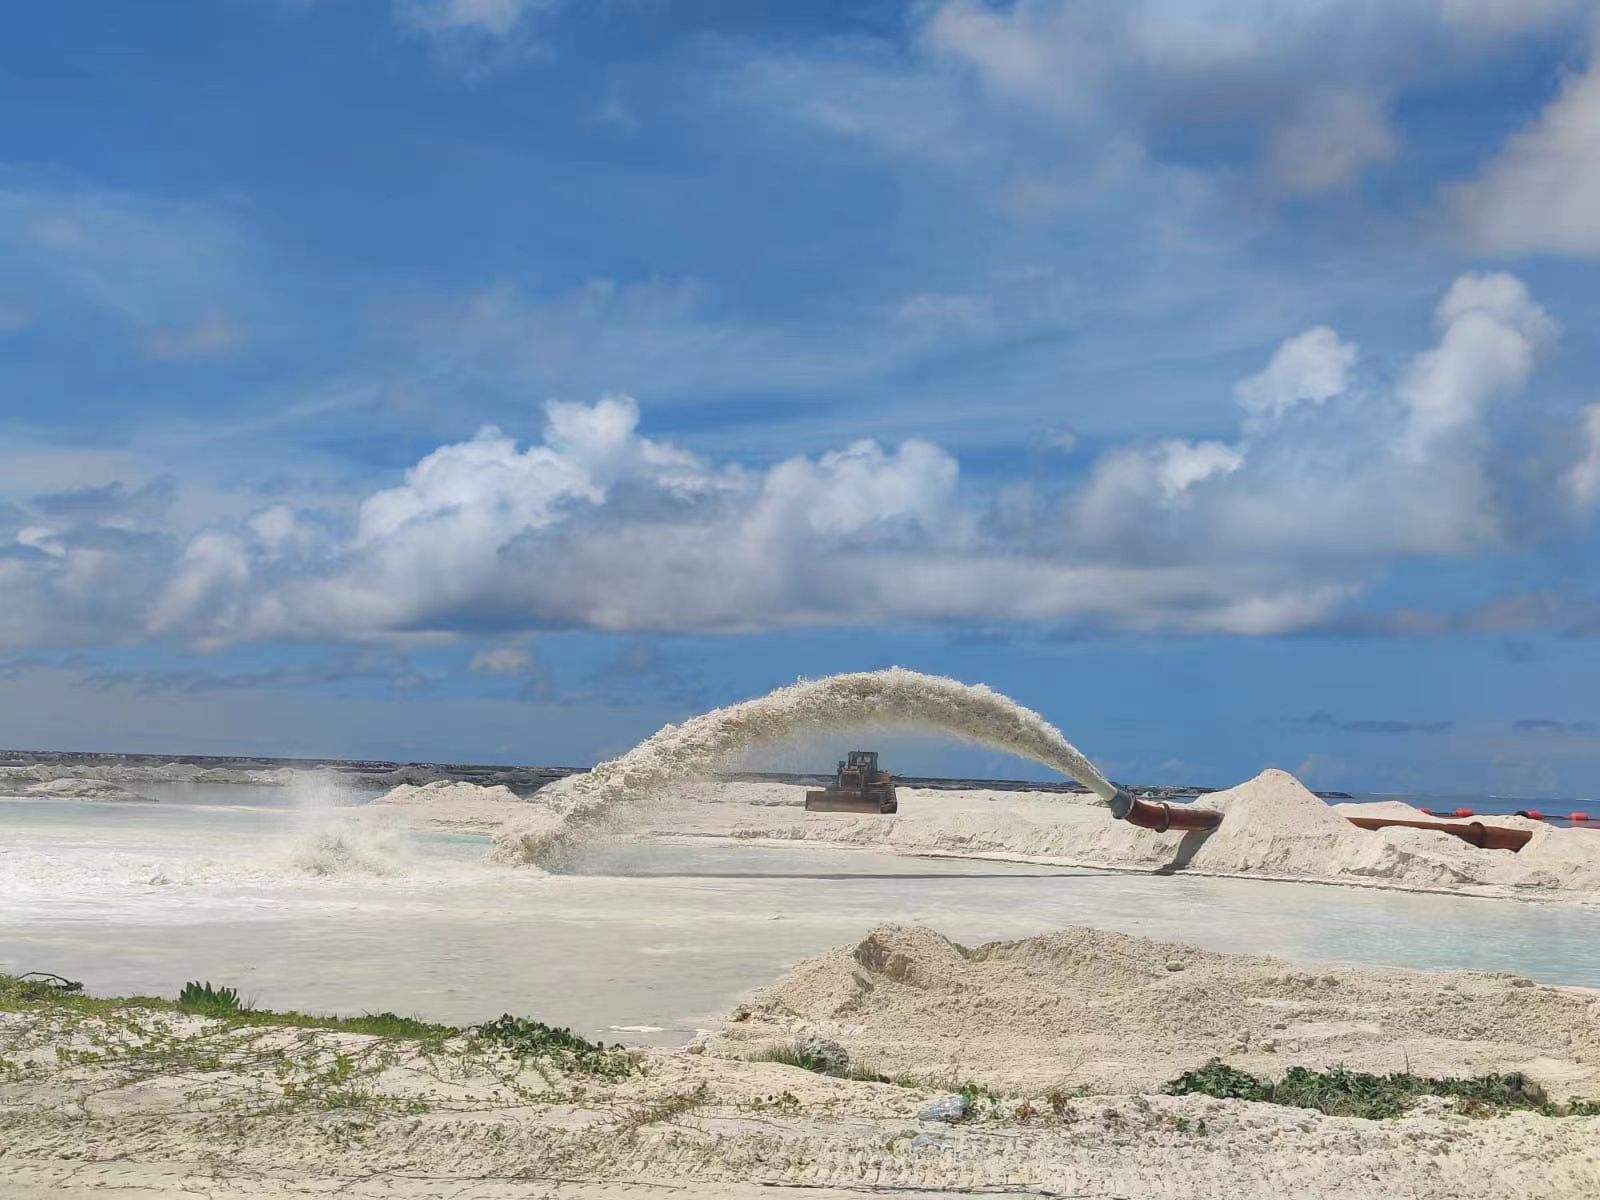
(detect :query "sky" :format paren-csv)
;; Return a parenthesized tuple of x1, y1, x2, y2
(5, 0, 1600, 795)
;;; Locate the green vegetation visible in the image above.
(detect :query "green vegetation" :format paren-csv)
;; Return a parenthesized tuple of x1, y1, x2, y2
(958, 1079, 1001, 1108)
(471, 1014, 634, 1079)
(1165, 1059, 1600, 1119)
(0, 970, 636, 1121)
(0, 973, 457, 1041)
(178, 981, 247, 1016)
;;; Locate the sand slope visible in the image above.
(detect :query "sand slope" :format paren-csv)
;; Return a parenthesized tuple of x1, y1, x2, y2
(711, 922, 1600, 1096)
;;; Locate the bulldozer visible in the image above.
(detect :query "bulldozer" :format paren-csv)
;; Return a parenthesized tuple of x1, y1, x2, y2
(804, 750, 898, 814)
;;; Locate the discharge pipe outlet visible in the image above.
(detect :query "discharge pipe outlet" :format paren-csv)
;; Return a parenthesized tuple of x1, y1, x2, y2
(1108, 787, 1225, 833)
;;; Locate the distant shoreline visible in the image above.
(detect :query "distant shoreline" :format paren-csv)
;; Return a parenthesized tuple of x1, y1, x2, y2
(0, 746, 1353, 801)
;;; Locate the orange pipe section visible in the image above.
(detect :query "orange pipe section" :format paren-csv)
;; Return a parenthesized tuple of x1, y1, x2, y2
(1343, 815, 1532, 851)
(1110, 788, 1532, 852)
(1116, 794, 1224, 833)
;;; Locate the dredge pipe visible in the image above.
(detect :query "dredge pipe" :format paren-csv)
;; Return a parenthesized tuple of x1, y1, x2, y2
(1343, 815, 1532, 852)
(1108, 788, 1224, 833)
(1108, 788, 1533, 852)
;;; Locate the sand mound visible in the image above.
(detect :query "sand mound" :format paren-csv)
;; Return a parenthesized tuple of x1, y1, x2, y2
(0, 762, 298, 788)
(369, 780, 537, 834)
(714, 922, 1600, 1095)
(21, 778, 155, 803)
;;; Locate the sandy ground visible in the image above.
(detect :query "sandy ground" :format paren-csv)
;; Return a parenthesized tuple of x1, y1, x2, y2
(5, 922, 1600, 1199)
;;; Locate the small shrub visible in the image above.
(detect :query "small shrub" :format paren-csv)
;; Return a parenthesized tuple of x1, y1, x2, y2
(472, 1014, 632, 1079)
(958, 1080, 1000, 1108)
(1165, 1060, 1270, 1103)
(1165, 1059, 1569, 1120)
(178, 981, 247, 1016)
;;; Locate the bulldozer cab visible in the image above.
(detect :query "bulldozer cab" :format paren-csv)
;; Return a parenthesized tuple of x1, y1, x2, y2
(838, 750, 879, 784)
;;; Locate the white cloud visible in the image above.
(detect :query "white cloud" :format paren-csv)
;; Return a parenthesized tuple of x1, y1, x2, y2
(921, 0, 1109, 120)
(1398, 271, 1557, 457)
(912, 0, 1494, 196)
(1, 273, 1589, 649)
(1234, 325, 1358, 419)
(397, 0, 554, 38)
(1434, 0, 1590, 36)
(1564, 403, 1600, 509)
(146, 314, 243, 362)
(1449, 47, 1600, 255)
(1265, 91, 1398, 194)
(468, 646, 531, 675)
(0, 181, 265, 341)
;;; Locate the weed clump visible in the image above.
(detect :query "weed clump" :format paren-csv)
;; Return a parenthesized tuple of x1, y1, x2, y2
(472, 1014, 632, 1079)
(178, 981, 248, 1016)
(1165, 1059, 1597, 1119)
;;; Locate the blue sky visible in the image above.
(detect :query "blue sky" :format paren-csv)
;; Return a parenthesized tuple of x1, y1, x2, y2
(5, 0, 1600, 795)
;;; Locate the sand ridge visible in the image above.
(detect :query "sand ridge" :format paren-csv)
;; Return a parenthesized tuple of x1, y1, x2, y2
(710, 921, 1600, 1095)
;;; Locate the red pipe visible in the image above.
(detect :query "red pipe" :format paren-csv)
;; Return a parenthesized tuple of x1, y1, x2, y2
(1343, 815, 1532, 851)
(1108, 788, 1533, 852)
(1111, 790, 1224, 833)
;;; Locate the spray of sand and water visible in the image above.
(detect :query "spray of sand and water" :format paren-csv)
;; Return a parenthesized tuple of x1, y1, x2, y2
(492, 667, 1118, 864)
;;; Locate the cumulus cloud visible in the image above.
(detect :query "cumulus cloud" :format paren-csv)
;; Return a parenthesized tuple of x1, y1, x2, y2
(1449, 45, 1600, 255)
(1563, 403, 1600, 509)
(1397, 272, 1558, 457)
(912, 0, 1571, 196)
(1234, 325, 1358, 420)
(1, 272, 1591, 649)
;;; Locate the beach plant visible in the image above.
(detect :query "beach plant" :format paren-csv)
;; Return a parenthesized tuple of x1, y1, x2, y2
(1164, 1059, 1584, 1119)
(177, 981, 248, 1016)
(471, 1013, 632, 1079)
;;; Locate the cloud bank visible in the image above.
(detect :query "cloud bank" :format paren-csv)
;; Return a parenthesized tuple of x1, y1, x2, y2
(4, 271, 1593, 651)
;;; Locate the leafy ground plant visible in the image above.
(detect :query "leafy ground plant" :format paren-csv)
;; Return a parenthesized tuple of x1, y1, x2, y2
(178, 981, 248, 1016)
(1165, 1058, 1599, 1119)
(471, 1014, 633, 1079)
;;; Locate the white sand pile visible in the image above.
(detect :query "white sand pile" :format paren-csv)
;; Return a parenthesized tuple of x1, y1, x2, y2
(20, 778, 155, 803)
(713, 922, 1600, 1096)
(492, 668, 1122, 865)
(367, 779, 552, 836)
(0, 762, 299, 788)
